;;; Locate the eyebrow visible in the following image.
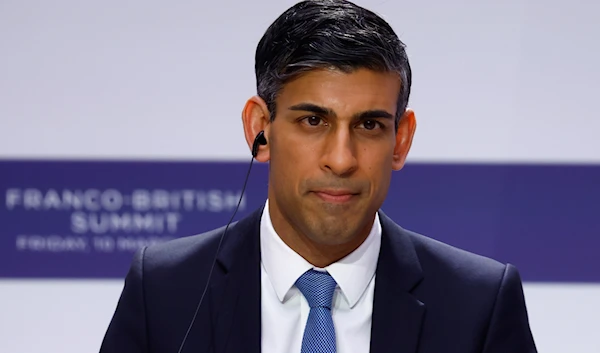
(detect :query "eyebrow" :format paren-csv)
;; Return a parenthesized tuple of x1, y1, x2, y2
(288, 102, 394, 121)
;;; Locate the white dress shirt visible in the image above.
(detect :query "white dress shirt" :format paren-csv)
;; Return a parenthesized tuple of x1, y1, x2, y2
(260, 200, 382, 353)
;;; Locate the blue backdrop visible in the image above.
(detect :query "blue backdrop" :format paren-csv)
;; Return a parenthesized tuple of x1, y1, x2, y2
(1, 160, 598, 282)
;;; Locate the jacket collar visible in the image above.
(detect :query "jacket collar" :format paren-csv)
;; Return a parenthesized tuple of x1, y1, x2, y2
(208, 206, 426, 353)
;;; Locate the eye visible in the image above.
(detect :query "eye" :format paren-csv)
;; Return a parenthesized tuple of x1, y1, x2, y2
(361, 119, 380, 130)
(303, 116, 326, 126)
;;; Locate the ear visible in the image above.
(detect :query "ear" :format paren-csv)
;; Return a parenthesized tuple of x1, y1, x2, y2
(392, 108, 417, 171)
(242, 95, 271, 162)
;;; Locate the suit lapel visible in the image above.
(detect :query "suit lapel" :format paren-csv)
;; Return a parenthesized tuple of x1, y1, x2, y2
(205, 207, 425, 353)
(209, 207, 263, 353)
(370, 211, 426, 353)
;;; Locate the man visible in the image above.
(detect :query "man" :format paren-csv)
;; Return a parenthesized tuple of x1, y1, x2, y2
(100, 0, 537, 352)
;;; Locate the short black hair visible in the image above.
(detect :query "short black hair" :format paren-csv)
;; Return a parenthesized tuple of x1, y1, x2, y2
(255, 0, 411, 128)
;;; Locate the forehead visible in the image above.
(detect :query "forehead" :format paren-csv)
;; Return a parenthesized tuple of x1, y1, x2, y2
(276, 68, 401, 115)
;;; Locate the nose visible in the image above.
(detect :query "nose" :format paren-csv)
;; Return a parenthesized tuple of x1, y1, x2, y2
(320, 128, 358, 177)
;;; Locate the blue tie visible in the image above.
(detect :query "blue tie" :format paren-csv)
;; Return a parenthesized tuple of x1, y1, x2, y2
(295, 269, 338, 353)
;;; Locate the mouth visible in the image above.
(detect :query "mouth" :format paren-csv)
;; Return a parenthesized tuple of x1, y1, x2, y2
(312, 189, 359, 204)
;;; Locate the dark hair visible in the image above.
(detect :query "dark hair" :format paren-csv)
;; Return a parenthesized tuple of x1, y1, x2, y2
(255, 0, 411, 129)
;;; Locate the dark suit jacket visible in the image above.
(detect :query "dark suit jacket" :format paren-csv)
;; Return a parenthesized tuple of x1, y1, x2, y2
(100, 207, 537, 353)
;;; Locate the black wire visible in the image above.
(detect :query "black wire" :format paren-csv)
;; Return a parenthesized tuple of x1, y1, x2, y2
(176, 155, 256, 353)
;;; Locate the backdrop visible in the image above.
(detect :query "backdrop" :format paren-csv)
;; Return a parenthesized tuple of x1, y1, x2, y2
(1, 0, 599, 352)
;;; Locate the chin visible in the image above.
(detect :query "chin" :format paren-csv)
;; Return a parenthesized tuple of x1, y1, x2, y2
(308, 234, 355, 247)
(304, 221, 357, 245)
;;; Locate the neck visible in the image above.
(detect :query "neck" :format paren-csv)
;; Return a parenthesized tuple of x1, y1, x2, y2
(267, 200, 373, 268)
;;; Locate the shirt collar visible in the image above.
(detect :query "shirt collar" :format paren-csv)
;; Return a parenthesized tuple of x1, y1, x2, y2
(260, 199, 382, 308)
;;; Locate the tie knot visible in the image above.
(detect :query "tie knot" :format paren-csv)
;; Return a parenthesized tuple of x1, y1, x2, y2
(295, 269, 337, 309)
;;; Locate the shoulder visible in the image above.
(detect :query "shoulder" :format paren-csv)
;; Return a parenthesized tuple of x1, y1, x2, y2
(379, 219, 535, 348)
(389, 223, 531, 333)
(379, 210, 509, 285)
(406, 228, 508, 284)
(136, 206, 263, 277)
(379, 210, 514, 297)
(142, 224, 226, 271)
(399, 226, 524, 313)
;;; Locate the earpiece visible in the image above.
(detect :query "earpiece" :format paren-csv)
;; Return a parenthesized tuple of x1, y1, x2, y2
(252, 130, 267, 158)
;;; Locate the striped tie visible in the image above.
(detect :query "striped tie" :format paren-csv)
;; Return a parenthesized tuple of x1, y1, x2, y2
(295, 269, 337, 353)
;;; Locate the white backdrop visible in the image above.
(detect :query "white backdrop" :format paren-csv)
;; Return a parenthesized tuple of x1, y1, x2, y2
(1, 0, 599, 352)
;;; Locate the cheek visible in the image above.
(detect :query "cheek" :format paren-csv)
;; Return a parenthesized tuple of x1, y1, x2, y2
(363, 154, 393, 190)
(270, 144, 309, 189)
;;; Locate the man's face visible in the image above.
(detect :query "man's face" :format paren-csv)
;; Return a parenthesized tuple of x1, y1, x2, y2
(265, 68, 414, 247)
